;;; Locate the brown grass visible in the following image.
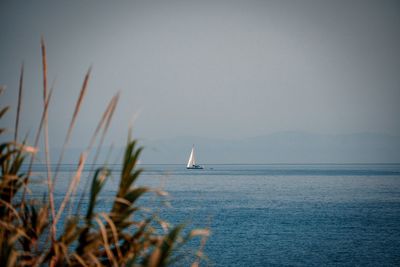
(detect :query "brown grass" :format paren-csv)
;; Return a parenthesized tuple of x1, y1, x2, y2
(0, 39, 209, 267)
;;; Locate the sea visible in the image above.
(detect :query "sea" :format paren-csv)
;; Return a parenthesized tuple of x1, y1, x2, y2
(26, 163, 400, 266)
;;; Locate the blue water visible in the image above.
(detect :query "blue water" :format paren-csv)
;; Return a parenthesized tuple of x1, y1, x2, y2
(28, 164, 400, 266)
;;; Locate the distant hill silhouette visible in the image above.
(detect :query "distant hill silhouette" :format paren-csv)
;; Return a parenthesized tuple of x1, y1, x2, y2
(52, 132, 400, 164)
(138, 132, 400, 164)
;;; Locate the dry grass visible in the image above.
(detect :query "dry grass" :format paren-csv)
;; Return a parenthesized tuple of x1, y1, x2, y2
(0, 40, 209, 266)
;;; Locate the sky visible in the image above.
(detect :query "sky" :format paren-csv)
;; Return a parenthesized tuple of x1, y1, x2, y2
(1, 0, 400, 150)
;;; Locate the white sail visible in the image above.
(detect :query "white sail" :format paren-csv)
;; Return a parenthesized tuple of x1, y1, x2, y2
(186, 147, 196, 167)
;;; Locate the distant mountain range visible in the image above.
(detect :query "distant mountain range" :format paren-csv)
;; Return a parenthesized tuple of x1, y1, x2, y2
(52, 132, 400, 164)
(138, 132, 400, 164)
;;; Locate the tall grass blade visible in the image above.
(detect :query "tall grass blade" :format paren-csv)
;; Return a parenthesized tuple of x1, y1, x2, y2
(21, 87, 54, 204)
(14, 63, 23, 142)
(86, 168, 109, 220)
(76, 94, 120, 213)
(41, 37, 56, 244)
(54, 152, 87, 224)
(53, 67, 91, 185)
(0, 107, 10, 119)
(40, 36, 47, 102)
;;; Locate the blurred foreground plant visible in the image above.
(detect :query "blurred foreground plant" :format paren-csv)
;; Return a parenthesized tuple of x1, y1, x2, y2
(0, 40, 209, 266)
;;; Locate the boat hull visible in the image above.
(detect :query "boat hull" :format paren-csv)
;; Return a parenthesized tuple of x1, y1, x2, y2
(187, 165, 203, 169)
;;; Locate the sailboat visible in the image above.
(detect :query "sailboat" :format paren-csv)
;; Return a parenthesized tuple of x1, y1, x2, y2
(186, 145, 203, 169)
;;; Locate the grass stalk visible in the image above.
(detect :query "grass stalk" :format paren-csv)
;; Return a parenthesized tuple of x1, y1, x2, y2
(21, 87, 54, 204)
(52, 67, 91, 185)
(40, 38, 56, 244)
(54, 152, 86, 224)
(14, 63, 24, 142)
(75, 94, 119, 213)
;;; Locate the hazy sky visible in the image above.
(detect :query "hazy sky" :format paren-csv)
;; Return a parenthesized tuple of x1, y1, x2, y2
(1, 0, 399, 148)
